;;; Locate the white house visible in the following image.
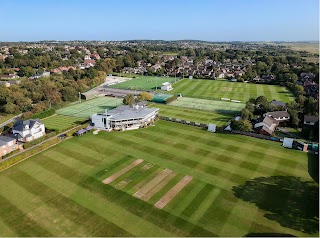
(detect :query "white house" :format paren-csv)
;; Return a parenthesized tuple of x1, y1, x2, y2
(29, 71, 50, 79)
(91, 105, 159, 131)
(263, 111, 290, 122)
(161, 82, 173, 91)
(12, 119, 46, 142)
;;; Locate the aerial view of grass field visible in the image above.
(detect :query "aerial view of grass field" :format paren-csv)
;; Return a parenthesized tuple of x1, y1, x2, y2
(169, 97, 245, 114)
(110, 76, 179, 90)
(42, 115, 85, 132)
(0, 121, 317, 237)
(169, 79, 295, 102)
(149, 103, 233, 126)
(56, 97, 123, 118)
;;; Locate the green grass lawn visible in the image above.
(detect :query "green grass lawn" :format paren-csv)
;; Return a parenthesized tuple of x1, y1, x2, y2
(169, 97, 245, 114)
(56, 97, 123, 118)
(110, 76, 179, 90)
(42, 115, 86, 132)
(150, 103, 233, 126)
(0, 121, 317, 237)
(170, 79, 295, 102)
(0, 114, 15, 124)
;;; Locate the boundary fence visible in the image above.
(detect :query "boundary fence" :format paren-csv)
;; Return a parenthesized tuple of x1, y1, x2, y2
(159, 116, 209, 129)
(231, 130, 281, 142)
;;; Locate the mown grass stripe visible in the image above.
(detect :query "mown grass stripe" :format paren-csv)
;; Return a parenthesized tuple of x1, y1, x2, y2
(125, 164, 161, 193)
(182, 183, 214, 217)
(189, 187, 221, 223)
(8, 170, 132, 236)
(24, 153, 215, 237)
(1, 176, 92, 236)
(0, 217, 18, 237)
(106, 134, 241, 188)
(166, 180, 207, 216)
(123, 132, 265, 181)
(108, 161, 147, 187)
(17, 161, 175, 237)
(0, 193, 53, 237)
(148, 174, 185, 205)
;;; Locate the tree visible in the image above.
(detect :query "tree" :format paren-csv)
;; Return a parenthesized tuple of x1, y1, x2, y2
(4, 102, 19, 114)
(240, 108, 253, 120)
(123, 94, 135, 106)
(255, 96, 268, 107)
(288, 109, 300, 128)
(254, 61, 268, 75)
(137, 92, 153, 101)
(18, 66, 35, 77)
(245, 102, 255, 114)
(231, 119, 253, 132)
(15, 96, 32, 111)
(304, 97, 319, 116)
(255, 96, 269, 113)
(60, 86, 78, 102)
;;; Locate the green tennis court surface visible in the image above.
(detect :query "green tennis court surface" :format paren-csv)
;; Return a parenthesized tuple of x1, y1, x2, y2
(56, 97, 123, 118)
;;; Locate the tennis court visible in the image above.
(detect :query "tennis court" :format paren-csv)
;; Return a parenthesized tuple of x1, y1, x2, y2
(56, 97, 123, 118)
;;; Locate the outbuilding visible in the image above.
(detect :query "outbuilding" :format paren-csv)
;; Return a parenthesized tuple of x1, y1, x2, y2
(161, 82, 173, 91)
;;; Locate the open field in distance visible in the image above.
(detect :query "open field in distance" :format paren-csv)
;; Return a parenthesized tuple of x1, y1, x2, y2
(169, 79, 295, 102)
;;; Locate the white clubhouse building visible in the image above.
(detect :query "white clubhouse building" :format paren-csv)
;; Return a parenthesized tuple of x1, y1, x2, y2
(161, 82, 172, 91)
(91, 105, 159, 131)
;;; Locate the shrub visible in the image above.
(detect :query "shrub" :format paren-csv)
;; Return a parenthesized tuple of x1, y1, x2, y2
(231, 119, 253, 132)
(0, 137, 61, 171)
(23, 131, 57, 149)
(165, 95, 178, 104)
(2, 148, 21, 159)
(31, 108, 56, 119)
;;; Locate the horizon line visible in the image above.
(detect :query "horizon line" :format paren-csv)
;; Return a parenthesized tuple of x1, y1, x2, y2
(0, 39, 319, 43)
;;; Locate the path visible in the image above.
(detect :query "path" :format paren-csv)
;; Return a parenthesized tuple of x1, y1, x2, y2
(0, 113, 23, 128)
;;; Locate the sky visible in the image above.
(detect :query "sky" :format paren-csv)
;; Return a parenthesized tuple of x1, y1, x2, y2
(0, 0, 319, 42)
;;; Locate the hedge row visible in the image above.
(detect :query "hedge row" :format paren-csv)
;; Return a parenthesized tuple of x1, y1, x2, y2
(0, 137, 61, 171)
(31, 108, 56, 119)
(2, 148, 21, 160)
(165, 95, 178, 104)
(23, 131, 57, 149)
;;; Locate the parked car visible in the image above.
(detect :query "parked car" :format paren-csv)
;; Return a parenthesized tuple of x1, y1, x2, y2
(58, 133, 67, 139)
